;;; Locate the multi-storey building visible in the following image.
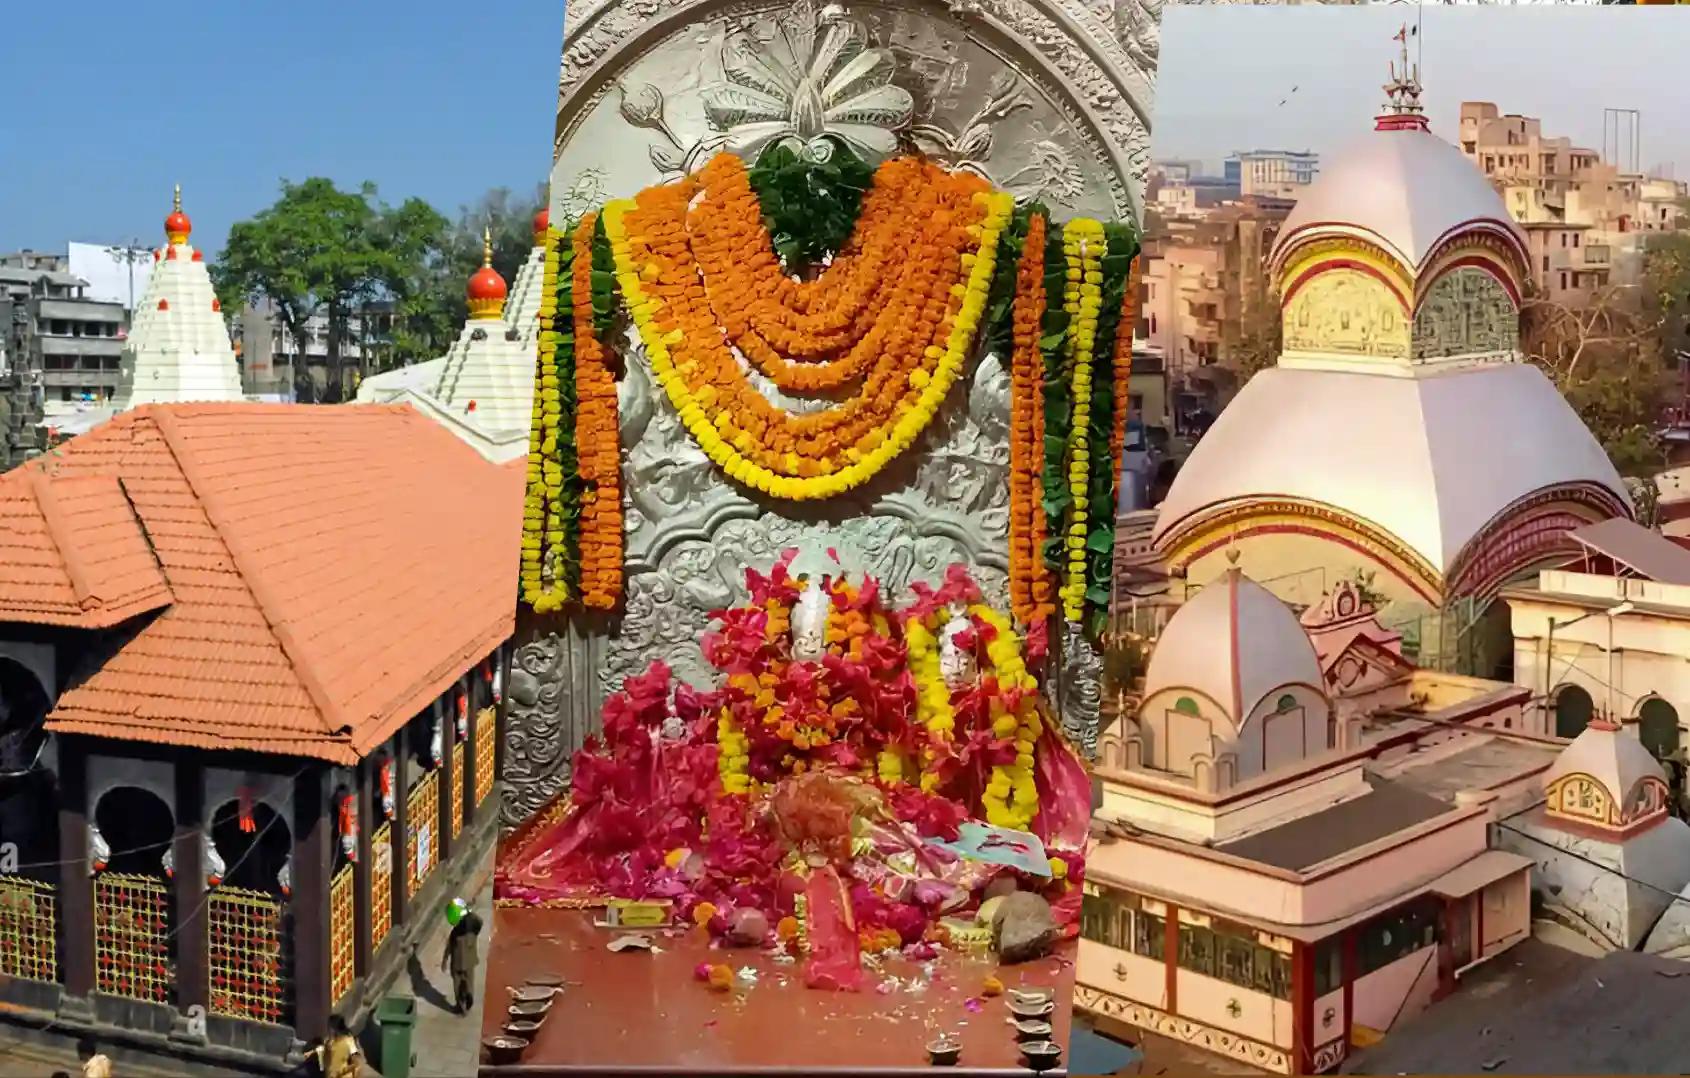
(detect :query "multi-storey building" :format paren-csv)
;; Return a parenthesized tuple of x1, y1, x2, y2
(1458, 101, 1687, 305)
(1225, 149, 1320, 199)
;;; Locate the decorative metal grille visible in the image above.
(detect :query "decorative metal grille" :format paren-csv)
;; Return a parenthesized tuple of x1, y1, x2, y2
(0, 875, 57, 983)
(94, 873, 171, 1003)
(208, 886, 287, 1024)
(330, 863, 355, 1002)
(451, 741, 465, 840)
(371, 821, 393, 952)
(475, 706, 496, 806)
(406, 770, 440, 899)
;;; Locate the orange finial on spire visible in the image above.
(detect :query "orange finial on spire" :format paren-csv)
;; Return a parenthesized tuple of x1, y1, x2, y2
(466, 226, 508, 320)
(165, 184, 193, 245)
(533, 208, 551, 243)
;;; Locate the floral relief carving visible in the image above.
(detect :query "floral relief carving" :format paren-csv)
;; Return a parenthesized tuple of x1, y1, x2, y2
(1073, 985, 1294, 1073)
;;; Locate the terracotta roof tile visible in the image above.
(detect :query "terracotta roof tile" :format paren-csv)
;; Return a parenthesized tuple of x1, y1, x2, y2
(4, 402, 522, 763)
(0, 468, 172, 627)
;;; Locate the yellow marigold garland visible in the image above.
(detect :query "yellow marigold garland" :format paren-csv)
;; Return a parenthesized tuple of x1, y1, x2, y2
(604, 189, 1015, 500)
(905, 618, 956, 794)
(973, 604, 1043, 831)
(521, 226, 570, 613)
(1060, 220, 1105, 625)
(717, 711, 751, 795)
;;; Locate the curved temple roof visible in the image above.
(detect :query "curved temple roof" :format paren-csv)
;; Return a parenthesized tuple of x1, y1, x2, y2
(1271, 127, 1529, 276)
(1153, 364, 1629, 575)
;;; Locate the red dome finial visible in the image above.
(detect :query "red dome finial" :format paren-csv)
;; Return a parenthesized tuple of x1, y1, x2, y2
(165, 184, 192, 245)
(467, 227, 508, 320)
(533, 208, 551, 242)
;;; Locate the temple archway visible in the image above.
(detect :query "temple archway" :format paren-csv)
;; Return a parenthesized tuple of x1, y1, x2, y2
(1555, 684, 1595, 740)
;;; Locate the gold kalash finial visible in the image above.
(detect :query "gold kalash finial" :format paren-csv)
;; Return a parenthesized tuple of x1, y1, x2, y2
(174, 184, 182, 213)
(483, 226, 494, 267)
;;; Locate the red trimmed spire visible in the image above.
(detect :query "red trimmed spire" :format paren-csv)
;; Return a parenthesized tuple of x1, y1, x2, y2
(165, 184, 192, 245)
(1375, 25, 1429, 132)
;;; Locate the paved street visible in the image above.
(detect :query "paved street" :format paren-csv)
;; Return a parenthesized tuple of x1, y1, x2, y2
(372, 849, 496, 1078)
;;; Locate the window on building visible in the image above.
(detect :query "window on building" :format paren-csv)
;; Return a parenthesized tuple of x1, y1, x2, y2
(1560, 272, 1568, 291)
(1277, 694, 1298, 713)
(1178, 922, 1216, 976)
(1174, 697, 1200, 716)
(1313, 937, 1343, 995)
(1572, 233, 1580, 247)
(1542, 256, 1549, 274)
(1357, 899, 1439, 977)
(1081, 887, 1136, 951)
(1133, 910, 1165, 960)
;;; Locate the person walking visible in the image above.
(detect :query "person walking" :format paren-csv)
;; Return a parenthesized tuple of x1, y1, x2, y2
(312, 1014, 362, 1078)
(442, 908, 484, 1014)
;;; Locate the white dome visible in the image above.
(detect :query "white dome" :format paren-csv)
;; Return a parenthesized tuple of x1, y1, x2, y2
(1154, 363, 1629, 575)
(1271, 127, 1528, 274)
(1144, 568, 1324, 722)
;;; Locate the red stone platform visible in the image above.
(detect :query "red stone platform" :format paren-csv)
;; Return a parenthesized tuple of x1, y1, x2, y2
(479, 906, 1073, 1076)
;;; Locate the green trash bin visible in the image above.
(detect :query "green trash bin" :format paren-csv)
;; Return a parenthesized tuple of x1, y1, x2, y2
(375, 995, 418, 1078)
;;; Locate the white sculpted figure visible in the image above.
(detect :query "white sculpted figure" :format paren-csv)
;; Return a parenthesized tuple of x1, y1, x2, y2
(204, 834, 226, 888)
(938, 604, 978, 690)
(792, 577, 831, 662)
(429, 715, 444, 769)
(278, 854, 292, 898)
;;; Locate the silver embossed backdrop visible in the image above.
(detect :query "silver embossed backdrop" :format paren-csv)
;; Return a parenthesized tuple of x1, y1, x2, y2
(502, 0, 1155, 826)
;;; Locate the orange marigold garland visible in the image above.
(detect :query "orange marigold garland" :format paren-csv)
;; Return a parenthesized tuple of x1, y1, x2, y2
(1007, 212, 1051, 628)
(1110, 255, 1142, 489)
(572, 214, 623, 609)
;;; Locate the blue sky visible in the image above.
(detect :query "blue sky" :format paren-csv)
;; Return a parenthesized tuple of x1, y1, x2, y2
(1, 1, 565, 257)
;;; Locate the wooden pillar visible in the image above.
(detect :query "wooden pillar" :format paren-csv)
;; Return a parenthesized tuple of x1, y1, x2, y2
(56, 736, 95, 1002)
(292, 766, 332, 1044)
(1162, 903, 1179, 1015)
(172, 758, 208, 1017)
(392, 730, 410, 928)
(353, 759, 373, 979)
(436, 697, 454, 866)
(1291, 939, 1316, 1074)
(1341, 927, 1359, 1052)
(493, 644, 510, 790)
(464, 680, 482, 829)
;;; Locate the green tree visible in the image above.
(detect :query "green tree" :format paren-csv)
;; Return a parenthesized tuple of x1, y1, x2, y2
(213, 178, 449, 402)
(1522, 282, 1672, 478)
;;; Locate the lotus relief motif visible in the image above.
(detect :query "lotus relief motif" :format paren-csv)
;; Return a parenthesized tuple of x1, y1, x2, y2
(702, 0, 915, 163)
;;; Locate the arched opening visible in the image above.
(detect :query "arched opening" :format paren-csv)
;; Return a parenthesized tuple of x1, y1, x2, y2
(1640, 697, 1681, 759)
(210, 799, 293, 895)
(95, 786, 174, 876)
(1555, 684, 1594, 739)
(92, 786, 175, 1004)
(0, 657, 49, 774)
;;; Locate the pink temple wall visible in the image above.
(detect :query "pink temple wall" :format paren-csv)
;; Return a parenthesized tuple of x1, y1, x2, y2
(1313, 986, 1346, 1048)
(1351, 946, 1439, 1032)
(1176, 969, 1296, 1049)
(1077, 941, 1167, 1008)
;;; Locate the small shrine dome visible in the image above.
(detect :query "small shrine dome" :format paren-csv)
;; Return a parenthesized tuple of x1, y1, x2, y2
(533, 208, 551, 240)
(466, 229, 508, 320)
(1544, 719, 1672, 836)
(1137, 562, 1330, 782)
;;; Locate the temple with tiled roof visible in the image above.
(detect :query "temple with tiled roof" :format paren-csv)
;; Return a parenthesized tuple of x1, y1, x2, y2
(0, 401, 521, 1071)
(355, 213, 548, 463)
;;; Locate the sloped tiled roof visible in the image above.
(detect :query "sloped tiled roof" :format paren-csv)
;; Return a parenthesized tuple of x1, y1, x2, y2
(0, 471, 172, 627)
(5, 402, 522, 763)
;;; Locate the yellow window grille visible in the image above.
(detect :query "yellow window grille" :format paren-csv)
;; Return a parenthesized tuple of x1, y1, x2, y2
(451, 741, 465, 840)
(475, 707, 497, 806)
(208, 886, 287, 1025)
(0, 875, 57, 983)
(330, 864, 356, 1003)
(371, 821, 393, 952)
(406, 770, 441, 899)
(94, 873, 172, 1004)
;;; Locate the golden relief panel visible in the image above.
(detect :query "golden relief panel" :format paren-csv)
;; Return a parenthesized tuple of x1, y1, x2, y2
(1548, 773, 1615, 826)
(1282, 270, 1409, 360)
(1411, 267, 1519, 361)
